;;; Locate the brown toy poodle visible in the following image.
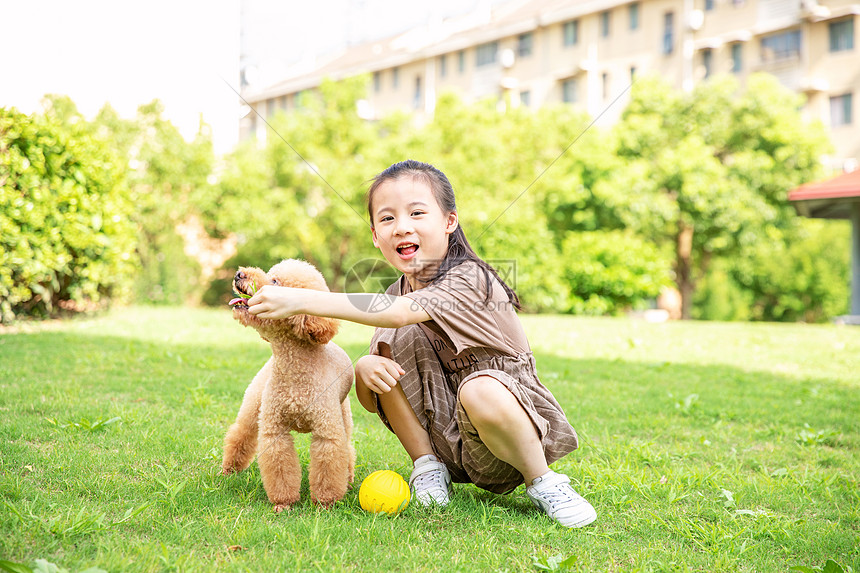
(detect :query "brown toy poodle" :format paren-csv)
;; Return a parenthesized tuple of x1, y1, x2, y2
(221, 259, 356, 511)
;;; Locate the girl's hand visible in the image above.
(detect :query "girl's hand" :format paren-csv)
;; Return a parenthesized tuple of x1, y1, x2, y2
(247, 285, 305, 319)
(355, 354, 405, 394)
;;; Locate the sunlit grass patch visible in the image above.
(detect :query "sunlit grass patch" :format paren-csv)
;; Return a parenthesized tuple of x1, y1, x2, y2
(0, 308, 858, 572)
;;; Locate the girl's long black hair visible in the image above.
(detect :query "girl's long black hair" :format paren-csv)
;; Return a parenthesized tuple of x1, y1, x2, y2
(367, 159, 521, 310)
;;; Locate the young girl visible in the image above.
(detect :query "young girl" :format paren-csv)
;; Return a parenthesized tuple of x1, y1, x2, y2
(247, 160, 596, 528)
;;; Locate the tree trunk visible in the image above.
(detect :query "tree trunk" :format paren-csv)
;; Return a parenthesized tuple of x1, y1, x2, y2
(676, 223, 695, 320)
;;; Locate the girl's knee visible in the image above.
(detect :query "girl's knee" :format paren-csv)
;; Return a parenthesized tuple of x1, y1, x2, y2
(459, 376, 493, 407)
(459, 376, 517, 426)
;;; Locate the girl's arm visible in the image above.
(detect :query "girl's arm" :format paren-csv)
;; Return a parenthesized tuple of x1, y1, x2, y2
(246, 286, 430, 328)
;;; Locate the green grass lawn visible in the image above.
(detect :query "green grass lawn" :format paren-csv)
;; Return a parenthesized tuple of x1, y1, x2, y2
(1, 307, 858, 572)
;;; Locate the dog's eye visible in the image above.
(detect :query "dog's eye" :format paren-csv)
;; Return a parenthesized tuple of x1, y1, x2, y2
(271, 278, 279, 285)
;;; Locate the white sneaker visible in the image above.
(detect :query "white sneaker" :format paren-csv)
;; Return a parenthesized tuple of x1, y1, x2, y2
(526, 470, 597, 528)
(409, 454, 452, 507)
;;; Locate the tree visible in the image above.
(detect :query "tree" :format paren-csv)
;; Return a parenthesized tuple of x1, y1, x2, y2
(200, 74, 834, 320)
(93, 99, 216, 304)
(203, 87, 582, 311)
(608, 74, 830, 318)
(413, 94, 574, 310)
(199, 76, 384, 302)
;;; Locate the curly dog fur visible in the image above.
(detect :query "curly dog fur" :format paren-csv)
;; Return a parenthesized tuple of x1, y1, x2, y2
(221, 259, 355, 511)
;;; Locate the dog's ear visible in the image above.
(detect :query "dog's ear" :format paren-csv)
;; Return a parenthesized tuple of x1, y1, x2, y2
(289, 314, 339, 345)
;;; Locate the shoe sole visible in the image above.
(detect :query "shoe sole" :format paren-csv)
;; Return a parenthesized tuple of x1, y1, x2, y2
(528, 497, 597, 528)
(411, 488, 452, 507)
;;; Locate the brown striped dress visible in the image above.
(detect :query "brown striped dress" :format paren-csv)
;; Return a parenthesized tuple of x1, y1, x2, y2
(367, 261, 579, 494)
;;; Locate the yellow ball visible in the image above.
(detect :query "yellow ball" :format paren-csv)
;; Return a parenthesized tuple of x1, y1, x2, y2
(359, 470, 411, 515)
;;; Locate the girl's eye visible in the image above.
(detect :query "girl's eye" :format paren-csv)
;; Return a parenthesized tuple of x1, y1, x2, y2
(411, 211, 424, 217)
(380, 216, 394, 222)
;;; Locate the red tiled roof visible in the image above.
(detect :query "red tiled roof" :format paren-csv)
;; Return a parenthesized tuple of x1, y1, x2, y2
(788, 169, 860, 202)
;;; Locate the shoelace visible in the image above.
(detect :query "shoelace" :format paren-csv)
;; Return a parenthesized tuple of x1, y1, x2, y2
(412, 468, 447, 492)
(534, 480, 581, 510)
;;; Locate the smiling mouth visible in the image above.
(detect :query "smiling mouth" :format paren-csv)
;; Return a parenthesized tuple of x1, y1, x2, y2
(396, 243, 419, 257)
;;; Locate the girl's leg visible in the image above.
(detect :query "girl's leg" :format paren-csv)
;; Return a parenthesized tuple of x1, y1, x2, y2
(459, 373, 597, 528)
(372, 326, 454, 506)
(376, 382, 434, 462)
(458, 375, 549, 483)
(379, 384, 451, 506)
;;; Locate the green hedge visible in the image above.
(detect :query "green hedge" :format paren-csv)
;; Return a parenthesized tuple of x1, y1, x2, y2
(559, 230, 672, 315)
(0, 107, 138, 322)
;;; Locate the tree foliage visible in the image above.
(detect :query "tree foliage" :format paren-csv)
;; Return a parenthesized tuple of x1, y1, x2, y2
(198, 77, 383, 304)
(200, 73, 838, 318)
(0, 99, 137, 322)
(201, 85, 652, 312)
(559, 230, 672, 315)
(731, 219, 851, 322)
(93, 100, 215, 304)
(610, 74, 832, 318)
(5, 72, 847, 323)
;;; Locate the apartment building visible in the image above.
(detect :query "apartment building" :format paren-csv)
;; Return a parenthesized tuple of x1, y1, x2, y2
(241, 0, 859, 167)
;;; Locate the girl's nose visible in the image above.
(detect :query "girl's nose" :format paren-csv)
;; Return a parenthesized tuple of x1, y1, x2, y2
(394, 219, 413, 235)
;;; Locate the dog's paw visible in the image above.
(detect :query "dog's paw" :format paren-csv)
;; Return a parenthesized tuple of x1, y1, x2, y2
(273, 503, 293, 513)
(311, 495, 341, 509)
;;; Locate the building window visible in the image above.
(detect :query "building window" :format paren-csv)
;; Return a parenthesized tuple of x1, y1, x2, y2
(702, 48, 713, 78)
(392, 67, 399, 89)
(458, 50, 466, 73)
(414, 76, 422, 109)
(602, 72, 610, 99)
(731, 43, 742, 72)
(829, 19, 854, 52)
(630, 3, 640, 31)
(830, 93, 853, 126)
(562, 78, 578, 103)
(563, 20, 579, 46)
(476, 41, 499, 66)
(518, 32, 534, 57)
(761, 30, 801, 62)
(705, 0, 714, 11)
(439, 55, 447, 78)
(373, 71, 381, 93)
(520, 90, 531, 107)
(663, 12, 675, 55)
(601, 10, 611, 38)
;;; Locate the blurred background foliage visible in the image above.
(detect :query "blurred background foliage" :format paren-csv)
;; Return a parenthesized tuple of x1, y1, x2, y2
(1, 73, 850, 323)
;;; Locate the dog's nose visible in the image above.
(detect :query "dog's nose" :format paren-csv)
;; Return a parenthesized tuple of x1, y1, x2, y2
(235, 270, 246, 281)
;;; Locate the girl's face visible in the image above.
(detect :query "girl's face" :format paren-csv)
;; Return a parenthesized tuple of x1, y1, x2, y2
(371, 176, 458, 287)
